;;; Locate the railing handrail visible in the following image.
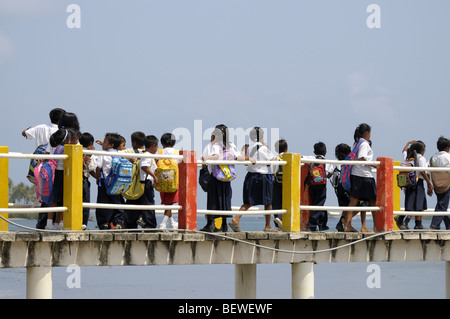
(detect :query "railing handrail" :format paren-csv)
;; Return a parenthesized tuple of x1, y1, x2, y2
(0, 152, 68, 160)
(83, 150, 184, 160)
(301, 157, 381, 166)
(393, 165, 450, 172)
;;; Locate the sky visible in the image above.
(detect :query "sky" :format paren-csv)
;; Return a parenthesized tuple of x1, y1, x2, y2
(1, 0, 449, 208)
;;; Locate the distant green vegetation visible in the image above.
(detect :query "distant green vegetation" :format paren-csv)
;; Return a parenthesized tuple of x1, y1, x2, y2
(8, 178, 36, 219)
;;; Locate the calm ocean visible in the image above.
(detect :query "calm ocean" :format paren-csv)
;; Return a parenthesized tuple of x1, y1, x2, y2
(0, 215, 446, 299)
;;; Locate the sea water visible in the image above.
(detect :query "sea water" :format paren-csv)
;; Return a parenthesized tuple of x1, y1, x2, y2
(0, 216, 446, 299)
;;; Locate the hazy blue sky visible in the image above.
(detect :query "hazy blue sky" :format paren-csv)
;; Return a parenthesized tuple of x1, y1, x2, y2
(1, 0, 449, 207)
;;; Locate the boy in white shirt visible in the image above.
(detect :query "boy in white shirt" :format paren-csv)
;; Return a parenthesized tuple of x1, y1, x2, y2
(22, 108, 65, 183)
(95, 133, 125, 230)
(126, 135, 159, 229)
(430, 137, 450, 230)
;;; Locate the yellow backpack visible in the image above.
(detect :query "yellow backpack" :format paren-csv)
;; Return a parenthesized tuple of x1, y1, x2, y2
(154, 149, 179, 193)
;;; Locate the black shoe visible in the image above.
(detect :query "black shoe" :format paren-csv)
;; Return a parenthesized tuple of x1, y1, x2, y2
(308, 227, 317, 232)
(99, 223, 110, 230)
(336, 222, 344, 232)
(200, 222, 216, 232)
(414, 224, 424, 230)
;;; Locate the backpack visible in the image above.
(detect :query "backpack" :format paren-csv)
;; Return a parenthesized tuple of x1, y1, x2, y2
(397, 157, 418, 189)
(34, 145, 63, 204)
(122, 157, 147, 200)
(430, 156, 450, 194)
(27, 144, 47, 184)
(103, 156, 134, 195)
(274, 154, 284, 184)
(330, 166, 350, 199)
(154, 149, 179, 193)
(306, 156, 327, 189)
(341, 139, 364, 191)
(211, 148, 236, 182)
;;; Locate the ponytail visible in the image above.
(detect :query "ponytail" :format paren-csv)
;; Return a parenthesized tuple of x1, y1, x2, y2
(353, 123, 371, 143)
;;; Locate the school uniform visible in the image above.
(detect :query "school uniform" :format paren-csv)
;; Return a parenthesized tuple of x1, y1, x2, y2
(52, 146, 65, 206)
(82, 153, 97, 227)
(96, 149, 125, 229)
(243, 142, 275, 206)
(304, 155, 334, 231)
(159, 147, 179, 204)
(202, 143, 240, 231)
(350, 138, 377, 201)
(125, 153, 157, 229)
(430, 151, 450, 229)
(403, 152, 428, 212)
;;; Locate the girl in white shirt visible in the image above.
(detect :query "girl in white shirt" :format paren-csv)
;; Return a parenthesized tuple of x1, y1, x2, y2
(395, 140, 433, 230)
(345, 123, 377, 233)
(201, 125, 252, 232)
(230, 127, 276, 232)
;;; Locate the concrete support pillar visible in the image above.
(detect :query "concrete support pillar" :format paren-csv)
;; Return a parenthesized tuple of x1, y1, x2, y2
(446, 261, 450, 299)
(292, 262, 314, 299)
(235, 264, 256, 299)
(26, 266, 52, 299)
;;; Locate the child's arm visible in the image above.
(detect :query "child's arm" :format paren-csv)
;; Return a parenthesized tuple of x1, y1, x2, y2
(402, 140, 416, 153)
(141, 166, 158, 184)
(236, 155, 256, 165)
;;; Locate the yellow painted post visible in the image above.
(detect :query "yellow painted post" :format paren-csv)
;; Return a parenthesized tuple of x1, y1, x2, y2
(393, 161, 401, 230)
(281, 153, 300, 232)
(0, 146, 8, 232)
(63, 144, 83, 231)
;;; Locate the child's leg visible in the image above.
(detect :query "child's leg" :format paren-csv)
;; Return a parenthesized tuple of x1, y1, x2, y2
(345, 197, 360, 232)
(264, 204, 274, 231)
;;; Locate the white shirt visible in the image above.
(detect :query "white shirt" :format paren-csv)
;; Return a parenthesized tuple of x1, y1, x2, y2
(303, 155, 335, 177)
(430, 151, 450, 170)
(140, 153, 156, 182)
(24, 123, 58, 148)
(246, 142, 276, 174)
(351, 139, 374, 178)
(83, 152, 98, 178)
(97, 149, 118, 177)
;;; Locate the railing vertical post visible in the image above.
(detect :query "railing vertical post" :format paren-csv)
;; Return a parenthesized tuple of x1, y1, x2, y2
(63, 144, 83, 231)
(281, 153, 300, 232)
(0, 146, 8, 232)
(178, 150, 197, 231)
(300, 160, 311, 231)
(392, 160, 401, 230)
(375, 157, 394, 231)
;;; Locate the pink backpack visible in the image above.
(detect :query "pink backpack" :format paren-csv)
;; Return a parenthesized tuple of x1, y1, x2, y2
(34, 145, 63, 204)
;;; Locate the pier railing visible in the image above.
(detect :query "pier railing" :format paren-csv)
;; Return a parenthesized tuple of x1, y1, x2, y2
(0, 145, 449, 232)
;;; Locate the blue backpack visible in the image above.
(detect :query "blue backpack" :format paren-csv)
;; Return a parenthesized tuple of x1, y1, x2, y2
(103, 157, 134, 195)
(341, 139, 364, 191)
(35, 145, 64, 205)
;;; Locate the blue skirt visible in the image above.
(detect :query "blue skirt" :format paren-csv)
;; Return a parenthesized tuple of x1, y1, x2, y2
(350, 175, 376, 201)
(243, 172, 273, 206)
(405, 179, 427, 211)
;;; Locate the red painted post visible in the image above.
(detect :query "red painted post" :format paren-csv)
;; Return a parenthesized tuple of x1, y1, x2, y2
(300, 163, 311, 231)
(178, 150, 197, 230)
(375, 157, 394, 231)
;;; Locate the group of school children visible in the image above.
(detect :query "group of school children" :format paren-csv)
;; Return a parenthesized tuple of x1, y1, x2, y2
(23, 110, 450, 232)
(23, 108, 179, 230)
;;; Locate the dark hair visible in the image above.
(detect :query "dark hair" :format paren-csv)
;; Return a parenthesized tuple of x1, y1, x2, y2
(274, 139, 288, 154)
(335, 143, 351, 161)
(131, 131, 146, 147)
(105, 133, 122, 149)
(145, 135, 159, 149)
(354, 123, 371, 143)
(437, 136, 450, 152)
(49, 128, 79, 147)
(49, 108, 66, 125)
(249, 127, 264, 142)
(407, 141, 426, 159)
(160, 133, 176, 147)
(213, 124, 230, 148)
(58, 112, 80, 132)
(314, 142, 327, 156)
(79, 132, 94, 148)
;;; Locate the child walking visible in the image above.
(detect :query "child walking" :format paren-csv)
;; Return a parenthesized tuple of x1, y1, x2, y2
(157, 133, 179, 230)
(95, 133, 126, 230)
(272, 139, 288, 230)
(345, 123, 377, 232)
(80, 132, 98, 230)
(430, 137, 450, 230)
(230, 127, 275, 232)
(395, 140, 433, 230)
(126, 135, 159, 229)
(200, 124, 248, 232)
(45, 128, 80, 230)
(304, 142, 334, 231)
